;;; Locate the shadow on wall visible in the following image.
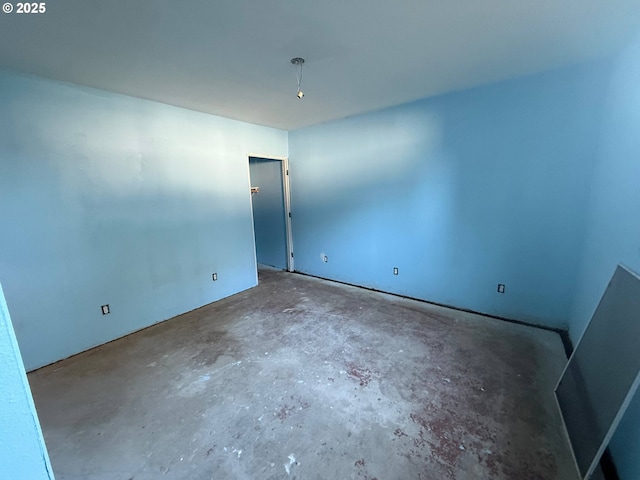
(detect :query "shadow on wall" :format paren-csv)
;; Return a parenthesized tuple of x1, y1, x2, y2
(289, 61, 610, 328)
(0, 70, 287, 370)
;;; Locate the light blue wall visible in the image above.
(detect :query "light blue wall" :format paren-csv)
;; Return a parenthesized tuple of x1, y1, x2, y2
(3, 51, 637, 476)
(249, 157, 288, 270)
(289, 63, 610, 328)
(0, 71, 287, 370)
(0, 282, 54, 480)
(569, 35, 640, 480)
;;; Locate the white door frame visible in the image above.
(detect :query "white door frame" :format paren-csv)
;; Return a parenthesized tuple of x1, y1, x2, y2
(247, 154, 294, 273)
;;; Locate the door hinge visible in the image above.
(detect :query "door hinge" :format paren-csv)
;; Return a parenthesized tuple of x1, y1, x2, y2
(291, 252, 294, 258)
(288, 212, 292, 218)
(286, 169, 289, 175)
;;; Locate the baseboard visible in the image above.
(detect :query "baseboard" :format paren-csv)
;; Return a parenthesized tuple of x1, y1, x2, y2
(292, 270, 567, 335)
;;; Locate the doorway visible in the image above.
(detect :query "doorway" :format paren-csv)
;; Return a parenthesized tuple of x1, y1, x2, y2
(248, 156, 293, 272)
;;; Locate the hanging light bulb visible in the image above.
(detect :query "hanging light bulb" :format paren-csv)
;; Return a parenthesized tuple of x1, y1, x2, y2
(291, 57, 305, 99)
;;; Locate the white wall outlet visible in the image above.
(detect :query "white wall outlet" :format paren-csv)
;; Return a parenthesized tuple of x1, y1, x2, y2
(497, 284, 505, 294)
(212, 273, 218, 281)
(101, 304, 110, 315)
(393, 267, 399, 275)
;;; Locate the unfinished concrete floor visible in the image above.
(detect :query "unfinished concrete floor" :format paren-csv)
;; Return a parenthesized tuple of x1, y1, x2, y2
(29, 268, 577, 480)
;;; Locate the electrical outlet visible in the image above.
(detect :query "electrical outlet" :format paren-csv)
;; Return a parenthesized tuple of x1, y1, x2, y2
(101, 304, 110, 315)
(212, 273, 218, 281)
(323, 255, 328, 263)
(497, 284, 505, 294)
(393, 267, 399, 275)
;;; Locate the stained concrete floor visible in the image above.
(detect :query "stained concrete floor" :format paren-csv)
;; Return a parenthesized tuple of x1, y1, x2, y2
(29, 268, 578, 480)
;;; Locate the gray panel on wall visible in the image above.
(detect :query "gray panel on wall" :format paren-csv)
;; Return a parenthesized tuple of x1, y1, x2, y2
(555, 265, 640, 479)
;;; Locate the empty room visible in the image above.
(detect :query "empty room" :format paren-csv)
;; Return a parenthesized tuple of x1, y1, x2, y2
(1, 1, 640, 479)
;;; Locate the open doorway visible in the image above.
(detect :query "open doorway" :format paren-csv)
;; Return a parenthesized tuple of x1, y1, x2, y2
(248, 156, 293, 272)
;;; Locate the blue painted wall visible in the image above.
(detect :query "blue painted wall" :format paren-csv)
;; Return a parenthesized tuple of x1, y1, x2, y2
(0, 282, 54, 479)
(249, 157, 288, 270)
(2, 51, 638, 477)
(0, 71, 287, 370)
(569, 35, 640, 480)
(289, 63, 610, 329)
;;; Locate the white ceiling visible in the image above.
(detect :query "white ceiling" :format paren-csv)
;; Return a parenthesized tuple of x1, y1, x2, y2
(1, 1, 640, 130)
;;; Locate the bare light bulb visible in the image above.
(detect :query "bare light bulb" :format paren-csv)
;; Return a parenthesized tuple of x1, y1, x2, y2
(291, 57, 305, 99)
